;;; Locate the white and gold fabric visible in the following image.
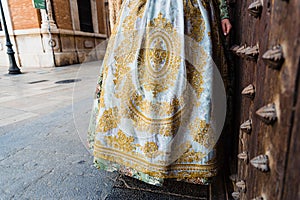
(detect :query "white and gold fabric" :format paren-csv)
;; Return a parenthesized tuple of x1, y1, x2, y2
(88, 0, 229, 186)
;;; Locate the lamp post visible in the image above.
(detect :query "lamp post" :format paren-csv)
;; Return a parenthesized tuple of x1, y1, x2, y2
(0, 0, 21, 74)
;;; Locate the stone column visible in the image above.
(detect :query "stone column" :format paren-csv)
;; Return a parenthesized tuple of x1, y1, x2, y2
(41, 0, 57, 32)
(91, 0, 99, 33)
(69, 0, 80, 31)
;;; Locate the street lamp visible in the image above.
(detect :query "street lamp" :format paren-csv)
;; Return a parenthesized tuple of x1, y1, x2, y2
(0, 0, 21, 74)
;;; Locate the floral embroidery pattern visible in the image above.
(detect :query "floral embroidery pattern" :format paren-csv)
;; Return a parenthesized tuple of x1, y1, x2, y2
(105, 130, 136, 152)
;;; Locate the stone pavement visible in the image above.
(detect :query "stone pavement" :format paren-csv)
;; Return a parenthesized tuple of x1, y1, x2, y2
(0, 62, 226, 200)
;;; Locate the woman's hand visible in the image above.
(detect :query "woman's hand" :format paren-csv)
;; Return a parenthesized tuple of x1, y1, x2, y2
(221, 19, 232, 36)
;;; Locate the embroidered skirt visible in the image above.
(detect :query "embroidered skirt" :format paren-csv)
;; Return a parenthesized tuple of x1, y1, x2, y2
(88, 0, 228, 186)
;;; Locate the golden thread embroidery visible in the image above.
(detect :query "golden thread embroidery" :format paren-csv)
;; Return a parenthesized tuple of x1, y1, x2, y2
(94, 148, 217, 179)
(200, 0, 209, 9)
(105, 130, 136, 152)
(114, 75, 185, 137)
(177, 148, 207, 163)
(137, 13, 182, 97)
(142, 142, 160, 158)
(92, 0, 217, 182)
(96, 107, 119, 132)
(94, 142, 217, 170)
(122, 0, 146, 31)
(184, 0, 206, 42)
(186, 62, 205, 98)
(188, 117, 213, 148)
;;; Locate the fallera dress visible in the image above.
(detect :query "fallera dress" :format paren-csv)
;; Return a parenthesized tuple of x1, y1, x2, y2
(88, 0, 230, 186)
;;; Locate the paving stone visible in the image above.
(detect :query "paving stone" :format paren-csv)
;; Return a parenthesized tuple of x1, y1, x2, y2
(105, 187, 172, 200)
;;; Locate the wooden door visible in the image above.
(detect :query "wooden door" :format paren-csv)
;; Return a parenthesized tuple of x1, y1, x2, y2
(229, 0, 300, 199)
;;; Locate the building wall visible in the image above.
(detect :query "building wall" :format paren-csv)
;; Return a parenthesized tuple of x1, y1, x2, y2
(8, 0, 40, 30)
(49, 0, 108, 66)
(52, 0, 72, 30)
(0, 0, 109, 68)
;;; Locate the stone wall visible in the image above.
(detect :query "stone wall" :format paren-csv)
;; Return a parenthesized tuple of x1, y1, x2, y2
(48, 30, 107, 66)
